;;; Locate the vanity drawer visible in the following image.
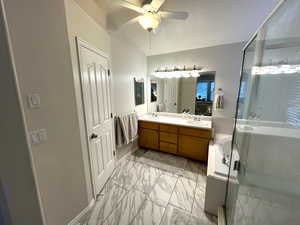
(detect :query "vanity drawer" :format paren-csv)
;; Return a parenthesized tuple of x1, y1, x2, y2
(139, 121, 159, 130)
(160, 142, 177, 154)
(160, 132, 177, 144)
(159, 124, 178, 134)
(179, 127, 211, 139)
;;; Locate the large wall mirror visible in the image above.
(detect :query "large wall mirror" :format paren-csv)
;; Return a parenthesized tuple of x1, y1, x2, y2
(148, 72, 215, 116)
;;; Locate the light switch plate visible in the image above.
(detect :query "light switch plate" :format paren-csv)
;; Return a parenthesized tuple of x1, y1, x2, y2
(38, 129, 48, 142)
(27, 93, 41, 109)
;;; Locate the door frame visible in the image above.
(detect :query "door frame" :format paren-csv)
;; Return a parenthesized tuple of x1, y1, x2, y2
(75, 37, 116, 199)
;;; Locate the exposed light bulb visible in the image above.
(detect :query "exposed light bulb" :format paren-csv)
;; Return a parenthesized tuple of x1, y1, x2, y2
(139, 12, 160, 31)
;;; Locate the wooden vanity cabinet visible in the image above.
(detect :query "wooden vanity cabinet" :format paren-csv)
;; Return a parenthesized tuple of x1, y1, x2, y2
(138, 121, 211, 162)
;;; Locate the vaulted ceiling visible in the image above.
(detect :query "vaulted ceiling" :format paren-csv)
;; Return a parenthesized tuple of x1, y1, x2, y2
(97, 0, 280, 55)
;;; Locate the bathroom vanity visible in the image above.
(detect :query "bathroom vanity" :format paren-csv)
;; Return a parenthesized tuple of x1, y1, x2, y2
(138, 114, 213, 161)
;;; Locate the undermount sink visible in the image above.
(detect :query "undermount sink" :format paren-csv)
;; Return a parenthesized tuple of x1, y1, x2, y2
(186, 120, 208, 125)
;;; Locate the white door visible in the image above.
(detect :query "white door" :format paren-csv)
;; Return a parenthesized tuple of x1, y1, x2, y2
(164, 79, 179, 113)
(77, 40, 115, 196)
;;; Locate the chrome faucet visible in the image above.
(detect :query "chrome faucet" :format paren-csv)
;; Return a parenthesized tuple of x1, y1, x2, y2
(249, 112, 259, 120)
(193, 115, 201, 121)
(152, 112, 158, 117)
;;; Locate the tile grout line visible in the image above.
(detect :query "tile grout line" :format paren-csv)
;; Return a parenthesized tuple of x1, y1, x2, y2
(127, 192, 148, 225)
(191, 183, 199, 215)
(157, 174, 180, 225)
(166, 175, 180, 207)
(190, 167, 201, 215)
(102, 149, 210, 225)
(93, 184, 129, 225)
(128, 159, 166, 225)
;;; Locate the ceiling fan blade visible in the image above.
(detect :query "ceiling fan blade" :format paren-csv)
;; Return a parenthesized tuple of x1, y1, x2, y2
(114, 0, 145, 14)
(118, 16, 140, 28)
(150, 0, 166, 11)
(159, 11, 189, 20)
(109, 15, 141, 30)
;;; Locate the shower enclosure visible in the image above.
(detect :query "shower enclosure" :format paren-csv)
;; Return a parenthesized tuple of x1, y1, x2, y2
(225, 0, 300, 225)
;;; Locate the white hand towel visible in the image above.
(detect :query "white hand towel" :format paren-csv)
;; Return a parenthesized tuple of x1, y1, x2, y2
(115, 117, 125, 148)
(128, 113, 138, 142)
(117, 112, 138, 147)
(119, 114, 130, 145)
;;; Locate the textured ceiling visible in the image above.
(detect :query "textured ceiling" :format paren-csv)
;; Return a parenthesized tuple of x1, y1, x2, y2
(98, 0, 280, 56)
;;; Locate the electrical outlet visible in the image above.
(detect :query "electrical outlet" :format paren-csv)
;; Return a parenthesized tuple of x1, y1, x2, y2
(30, 130, 40, 145)
(29, 129, 47, 145)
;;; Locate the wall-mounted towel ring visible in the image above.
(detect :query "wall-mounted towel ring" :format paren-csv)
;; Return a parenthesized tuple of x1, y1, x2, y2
(217, 88, 224, 96)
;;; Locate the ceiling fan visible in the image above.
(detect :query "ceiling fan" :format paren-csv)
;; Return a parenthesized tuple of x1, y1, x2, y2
(115, 0, 188, 32)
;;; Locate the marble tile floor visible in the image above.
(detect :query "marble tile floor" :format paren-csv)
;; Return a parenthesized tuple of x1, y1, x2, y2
(81, 149, 217, 225)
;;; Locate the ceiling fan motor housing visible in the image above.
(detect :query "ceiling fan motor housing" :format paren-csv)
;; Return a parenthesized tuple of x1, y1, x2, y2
(142, 0, 153, 7)
(116, 0, 188, 32)
(138, 12, 161, 31)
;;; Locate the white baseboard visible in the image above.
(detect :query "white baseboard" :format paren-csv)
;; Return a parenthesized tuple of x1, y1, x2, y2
(68, 199, 95, 225)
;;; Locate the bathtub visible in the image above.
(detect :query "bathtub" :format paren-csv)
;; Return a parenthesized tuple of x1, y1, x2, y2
(205, 134, 238, 215)
(213, 134, 238, 179)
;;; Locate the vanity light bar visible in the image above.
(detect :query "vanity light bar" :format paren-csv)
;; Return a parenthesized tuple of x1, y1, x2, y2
(153, 70, 202, 79)
(252, 65, 300, 75)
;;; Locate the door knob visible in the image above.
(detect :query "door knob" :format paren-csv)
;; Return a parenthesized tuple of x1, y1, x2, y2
(90, 133, 98, 139)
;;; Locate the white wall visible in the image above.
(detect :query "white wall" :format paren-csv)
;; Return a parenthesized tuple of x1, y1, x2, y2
(2, 0, 89, 224)
(3, 0, 148, 224)
(64, 0, 111, 204)
(111, 34, 148, 157)
(73, 0, 107, 28)
(111, 35, 148, 116)
(147, 42, 244, 134)
(0, 3, 44, 224)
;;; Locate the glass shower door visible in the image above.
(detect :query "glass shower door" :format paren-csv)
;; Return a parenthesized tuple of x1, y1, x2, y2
(225, 0, 300, 225)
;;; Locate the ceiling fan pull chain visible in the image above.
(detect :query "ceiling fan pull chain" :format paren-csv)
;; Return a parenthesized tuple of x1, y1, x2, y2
(149, 31, 152, 51)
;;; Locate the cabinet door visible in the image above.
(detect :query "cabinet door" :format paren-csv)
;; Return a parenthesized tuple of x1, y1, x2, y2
(178, 135, 209, 161)
(139, 128, 159, 150)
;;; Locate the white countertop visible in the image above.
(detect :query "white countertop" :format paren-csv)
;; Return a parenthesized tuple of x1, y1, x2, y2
(138, 114, 212, 130)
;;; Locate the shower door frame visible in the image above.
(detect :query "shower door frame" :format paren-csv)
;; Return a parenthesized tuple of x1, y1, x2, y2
(224, 0, 287, 224)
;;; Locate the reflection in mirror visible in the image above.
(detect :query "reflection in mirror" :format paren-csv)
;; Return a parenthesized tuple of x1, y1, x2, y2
(148, 72, 215, 116)
(134, 78, 145, 106)
(195, 72, 215, 116)
(150, 80, 157, 102)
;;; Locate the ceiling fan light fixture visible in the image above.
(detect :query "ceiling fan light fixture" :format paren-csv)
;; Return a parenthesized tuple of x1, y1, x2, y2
(138, 12, 160, 31)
